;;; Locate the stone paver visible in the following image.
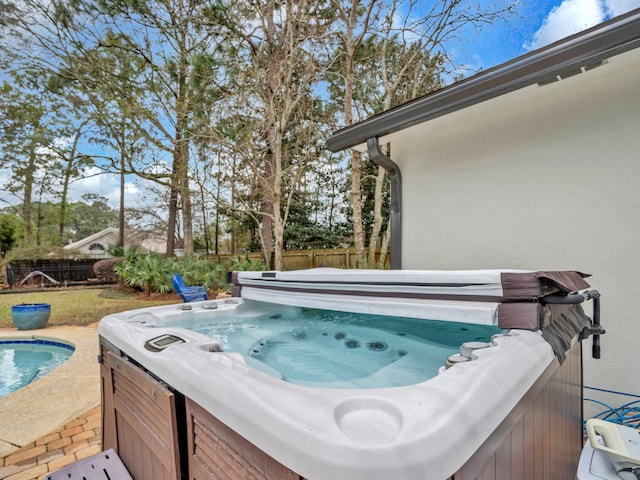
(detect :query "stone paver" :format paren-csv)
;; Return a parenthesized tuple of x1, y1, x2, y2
(0, 407, 101, 480)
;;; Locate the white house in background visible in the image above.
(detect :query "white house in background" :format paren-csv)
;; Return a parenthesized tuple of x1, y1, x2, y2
(64, 227, 167, 258)
(327, 10, 640, 411)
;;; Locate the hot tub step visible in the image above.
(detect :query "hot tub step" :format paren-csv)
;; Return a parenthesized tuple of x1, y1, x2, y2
(46, 448, 133, 480)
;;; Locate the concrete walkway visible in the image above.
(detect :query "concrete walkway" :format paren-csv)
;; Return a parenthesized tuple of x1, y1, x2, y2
(0, 325, 102, 479)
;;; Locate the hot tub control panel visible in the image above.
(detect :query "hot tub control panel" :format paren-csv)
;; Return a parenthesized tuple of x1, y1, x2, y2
(144, 334, 185, 352)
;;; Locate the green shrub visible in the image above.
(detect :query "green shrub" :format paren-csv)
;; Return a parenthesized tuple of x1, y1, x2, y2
(114, 248, 228, 295)
(229, 254, 267, 272)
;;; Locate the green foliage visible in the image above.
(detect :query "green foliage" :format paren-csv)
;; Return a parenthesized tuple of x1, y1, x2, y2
(0, 213, 22, 254)
(177, 256, 227, 290)
(1, 198, 117, 249)
(67, 197, 118, 241)
(283, 190, 346, 250)
(107, 243, 126, 258)
(115, 250, 173, 295)
(229, 254, 267, 272)
(114, 247, 229, 295)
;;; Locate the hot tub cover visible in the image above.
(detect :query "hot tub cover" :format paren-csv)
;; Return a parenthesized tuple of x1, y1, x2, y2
(232, 268, 590, 329)
(233, 268, 590, 301)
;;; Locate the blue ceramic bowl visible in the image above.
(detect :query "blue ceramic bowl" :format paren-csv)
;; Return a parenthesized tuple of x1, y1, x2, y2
(11, 303, 51, 330)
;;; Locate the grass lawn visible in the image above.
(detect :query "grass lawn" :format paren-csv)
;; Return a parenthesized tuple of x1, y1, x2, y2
(0, 287, 179, 328)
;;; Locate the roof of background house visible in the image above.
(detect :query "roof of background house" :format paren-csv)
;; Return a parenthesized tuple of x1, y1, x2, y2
(63, 227, 167, 255)
(64, 227, 118, 250)
(326, 8, 640, 153)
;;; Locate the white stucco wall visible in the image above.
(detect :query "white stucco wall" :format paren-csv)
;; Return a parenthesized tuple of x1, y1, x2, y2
(384, 47, 640, 409)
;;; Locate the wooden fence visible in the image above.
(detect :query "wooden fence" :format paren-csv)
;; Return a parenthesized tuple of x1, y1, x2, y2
(207, 248, 390, 270)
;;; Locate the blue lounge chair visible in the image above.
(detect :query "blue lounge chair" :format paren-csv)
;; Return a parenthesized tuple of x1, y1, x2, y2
(172, 273, 208, 302)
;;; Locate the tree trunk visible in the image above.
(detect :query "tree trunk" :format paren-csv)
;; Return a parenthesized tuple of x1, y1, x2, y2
(22, 146, 37, 241)
(350, 150, 366, 265)
(230, 155, 237, 255)
(119, 158, 125, 247)
(261, 148, 275, 269)
(58, 124, 84, 241)
(273, 213, 284, 271)
(368, 165, 386, 262)
(340, 2, 367, 266)
(378, 220, 391, 269)
(166, 160, 179, 257)
(118, 122, 126, 248)
(181, 173, 194, 255)
(272, 133, 284, 271)
(179, 139, 193, 255)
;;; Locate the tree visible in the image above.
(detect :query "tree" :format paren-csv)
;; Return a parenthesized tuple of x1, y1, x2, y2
(45, 118, 95, 240)
(329, 0, 517, 267)
(210, 0, 334, 269)
(329, 0, 381, 267)
(0, 212, 21, 255)
(48, 33, 152, 249)
(0, 72, 65, 245)
(67, 196, 118, 241)
(1, 0, 228, 257)
(0, 0, 520, 260)
(0, 198, 117, 246)
(68, 1, 225, 257)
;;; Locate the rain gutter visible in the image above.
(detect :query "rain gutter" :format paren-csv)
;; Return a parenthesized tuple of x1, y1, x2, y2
(367, 138, 401, 269)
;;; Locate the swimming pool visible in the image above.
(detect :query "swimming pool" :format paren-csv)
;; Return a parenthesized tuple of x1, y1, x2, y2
(99, 268, 598, 479)
(0, 338, 75, 397)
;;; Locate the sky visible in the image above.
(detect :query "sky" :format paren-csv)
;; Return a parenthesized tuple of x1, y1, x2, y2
(457, 0, 639, 71)
(3, 0, 639, 212)
(66, 166, 142, 207)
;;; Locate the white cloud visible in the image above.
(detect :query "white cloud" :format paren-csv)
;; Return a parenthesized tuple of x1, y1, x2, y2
(524, 0, 606, 51)
(67, 166, 147, 208)
(605, 0, 640, 16)
(524, 0, 639, 52)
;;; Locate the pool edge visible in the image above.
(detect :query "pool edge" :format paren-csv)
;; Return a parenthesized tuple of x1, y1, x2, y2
(0, 326, 100, 457)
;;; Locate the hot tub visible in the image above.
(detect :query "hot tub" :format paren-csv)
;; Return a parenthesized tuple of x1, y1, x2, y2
(98, 268, 601, 480)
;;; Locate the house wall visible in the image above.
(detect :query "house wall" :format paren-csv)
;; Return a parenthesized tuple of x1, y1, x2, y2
(387, 47, 640, 409)
(76, 231, 118, 258)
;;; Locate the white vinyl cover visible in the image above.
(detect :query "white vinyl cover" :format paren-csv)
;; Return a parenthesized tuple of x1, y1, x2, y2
(236, 267, 531, 295)
(235, 268, 540, 325)
(243, 268, 527, 284)
(98, 297, 556, 480)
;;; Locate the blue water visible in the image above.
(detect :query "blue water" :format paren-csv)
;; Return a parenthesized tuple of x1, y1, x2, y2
(186, 307, 502, 388)
(0, 340, 74, 397)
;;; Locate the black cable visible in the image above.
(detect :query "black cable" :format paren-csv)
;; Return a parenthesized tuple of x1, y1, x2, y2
(617, 466, 640, 479)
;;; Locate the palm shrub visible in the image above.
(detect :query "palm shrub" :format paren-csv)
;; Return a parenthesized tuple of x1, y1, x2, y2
(115, 248, 174, 295)
(177, 256, 226, 291)
(230, 254, 267, 272)
(127, 252, 173, 295)
(114, 247, 142, 285)
(114, 248, 230, 295)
